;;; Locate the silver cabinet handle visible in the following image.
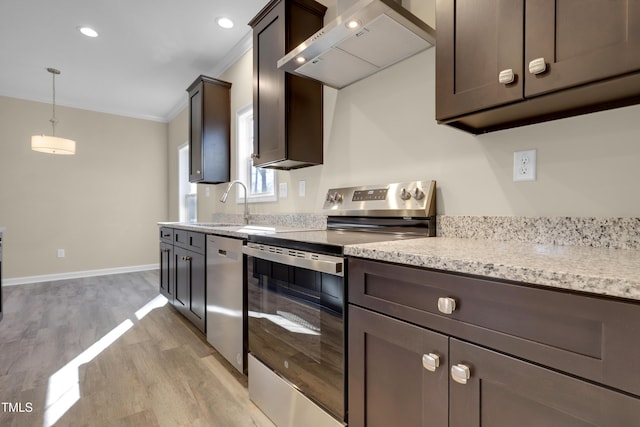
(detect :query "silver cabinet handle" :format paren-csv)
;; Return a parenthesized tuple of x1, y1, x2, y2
(422, 353, 440, 372)
(528, 57, 546, 75)
(251, 153, 259, 159)
(437, 297, 456, 315)
(498, 69, 515, 84)
(451, 364, 471, 384)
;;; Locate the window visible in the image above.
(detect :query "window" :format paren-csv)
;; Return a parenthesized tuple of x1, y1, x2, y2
(178, 143, 197, 222)
(236, 105, 276, 202)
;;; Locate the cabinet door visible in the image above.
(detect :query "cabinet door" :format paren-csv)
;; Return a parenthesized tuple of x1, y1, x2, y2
(252, 1, 286, 167)
(188, 251, 206, 333)
(436, 0, 524, 121)
(174, 246, 191, 313)
(525, 0, 640, 97)
(159, 241, 174, 303)
(348, 305, 448, 427)
(449, 339, 640, 427)
(189, 83, 203, 182)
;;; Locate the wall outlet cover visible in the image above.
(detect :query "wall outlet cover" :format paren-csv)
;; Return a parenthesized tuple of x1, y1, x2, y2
(513, 149, 537, 182)
(298, 180, 306, 197)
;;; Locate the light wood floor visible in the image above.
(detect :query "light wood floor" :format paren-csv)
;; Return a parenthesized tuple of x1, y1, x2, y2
(0, 271, 275, 427)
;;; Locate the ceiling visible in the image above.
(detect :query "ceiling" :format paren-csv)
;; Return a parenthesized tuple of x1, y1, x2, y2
(0, 0, 272, 122)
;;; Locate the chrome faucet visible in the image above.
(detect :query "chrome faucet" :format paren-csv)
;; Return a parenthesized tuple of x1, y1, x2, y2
(220, 180, 249, 224)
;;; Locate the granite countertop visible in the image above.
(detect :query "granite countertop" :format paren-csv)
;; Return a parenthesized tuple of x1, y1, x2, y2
(344, 237, 640, 302)
(158, 222, 320, 239)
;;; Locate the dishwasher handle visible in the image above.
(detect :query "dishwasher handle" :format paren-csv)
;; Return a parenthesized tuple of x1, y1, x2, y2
(243, 243, 344, 277)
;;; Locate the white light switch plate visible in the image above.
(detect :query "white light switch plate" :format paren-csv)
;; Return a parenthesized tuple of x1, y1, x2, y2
(279, 182, 288, 198)
(298, 180, 306, 197)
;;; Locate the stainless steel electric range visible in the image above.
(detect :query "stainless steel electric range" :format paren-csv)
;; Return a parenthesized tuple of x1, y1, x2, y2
(243, 180, 436, 427)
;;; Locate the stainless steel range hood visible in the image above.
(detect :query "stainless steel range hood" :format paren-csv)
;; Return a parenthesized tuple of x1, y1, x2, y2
(277, 0, 435, 89)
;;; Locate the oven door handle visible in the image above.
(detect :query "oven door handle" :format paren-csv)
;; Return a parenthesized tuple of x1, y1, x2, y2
(242, 245, 344, 277)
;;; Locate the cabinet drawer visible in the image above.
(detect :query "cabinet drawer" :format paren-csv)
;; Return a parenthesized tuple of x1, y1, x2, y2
(174, 230, 205, 254)
(348, 257, 640, 397)
(159, 227, 173, 243)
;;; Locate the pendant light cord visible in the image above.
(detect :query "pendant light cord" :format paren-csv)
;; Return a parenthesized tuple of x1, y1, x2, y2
(47, 67, 60, 136)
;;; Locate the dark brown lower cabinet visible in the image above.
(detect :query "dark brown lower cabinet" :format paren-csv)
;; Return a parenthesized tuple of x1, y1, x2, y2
(159, 241, 174, 303)
(349, 305, 448, 427)
(347, 257, 640, 427)
(349, 305, 640, 427)
(174, 246, 206, 333)
(450, 339, 640, 427)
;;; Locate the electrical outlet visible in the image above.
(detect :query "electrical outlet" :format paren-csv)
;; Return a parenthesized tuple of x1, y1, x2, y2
(513, 149, 537, 182)
(299, 180, 306, 197)
(57, 249, 65, 258)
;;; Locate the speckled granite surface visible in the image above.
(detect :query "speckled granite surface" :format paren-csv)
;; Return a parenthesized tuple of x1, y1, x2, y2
(157, 222, 317, 239)
(344, 237, 640, 301)
(211, 213, 327, 230)
(159, 213, 326, 239)
(438, 216, 640, 249)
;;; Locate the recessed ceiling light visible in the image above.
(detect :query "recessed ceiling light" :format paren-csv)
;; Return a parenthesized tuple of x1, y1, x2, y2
(346, 19, 361, 30)
(295, 56, 307, 64)
(217, 17, 234, 29)
(78, 26, 98, 38)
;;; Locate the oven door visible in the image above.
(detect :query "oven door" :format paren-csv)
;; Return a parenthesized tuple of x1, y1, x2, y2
(243, 243, 345, 421)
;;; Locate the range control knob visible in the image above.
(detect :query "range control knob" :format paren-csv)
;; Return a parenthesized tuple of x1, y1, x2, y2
(333, 192, 344, 203)
(326, 192, 334, 203)
(400, 188, 412, 200)
(413, 188, 425, 200)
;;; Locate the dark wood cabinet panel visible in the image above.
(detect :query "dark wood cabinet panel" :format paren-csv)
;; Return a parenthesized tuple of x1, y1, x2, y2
(159, 241, 174, 303)
(174, 246, 190, 313)
(525, 0, 640, 97)
(436, 0, 524, 120)
(161, 228, 206, 333)
(436, 0, 640, 133)
(187, 76, 231, 183)
(348, 257, 640, 397)
(348, 257, 640, 425)
(449, 339, 640, 427)
(348, 305, 448, 427)
(249, 0, 325, 170)
(174, 246, 206, 333)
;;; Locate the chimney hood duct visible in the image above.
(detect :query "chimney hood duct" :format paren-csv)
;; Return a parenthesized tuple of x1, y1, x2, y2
(277, 0, 435, 89)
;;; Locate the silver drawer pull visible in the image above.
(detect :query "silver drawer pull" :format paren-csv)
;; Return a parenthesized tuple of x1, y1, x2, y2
(498, 69, 515, 84)
(528, 57, 547, 75)
(437, 297, 456, 315)
(422, 353, 440, 372)
(451, 364, 471, 384)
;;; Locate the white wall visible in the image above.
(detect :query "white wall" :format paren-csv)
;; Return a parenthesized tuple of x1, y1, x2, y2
(168, 0, 640, 222)
(186, 47, 640, 220)
(0, 96, 168, 279)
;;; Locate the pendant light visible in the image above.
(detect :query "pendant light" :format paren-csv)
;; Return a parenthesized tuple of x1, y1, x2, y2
(31, 67, 76, 155)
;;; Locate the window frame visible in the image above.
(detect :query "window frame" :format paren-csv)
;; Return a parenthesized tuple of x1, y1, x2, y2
(236, 104, 277, 204)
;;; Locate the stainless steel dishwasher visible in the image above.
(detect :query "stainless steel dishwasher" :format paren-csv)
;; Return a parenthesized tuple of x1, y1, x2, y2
(206, 235, 246, 373)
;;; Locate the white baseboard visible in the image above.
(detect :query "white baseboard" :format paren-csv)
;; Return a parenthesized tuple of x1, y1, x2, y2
(3, 264, 159, 286)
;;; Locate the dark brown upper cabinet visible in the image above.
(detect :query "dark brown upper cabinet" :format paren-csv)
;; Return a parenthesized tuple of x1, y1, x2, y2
(249, 0, 326, 170)
(436, 0, 640, 134)
(187, 76, 231, 183)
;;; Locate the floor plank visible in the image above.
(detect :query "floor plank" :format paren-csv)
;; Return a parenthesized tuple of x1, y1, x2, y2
(0, 271, 274, 427)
